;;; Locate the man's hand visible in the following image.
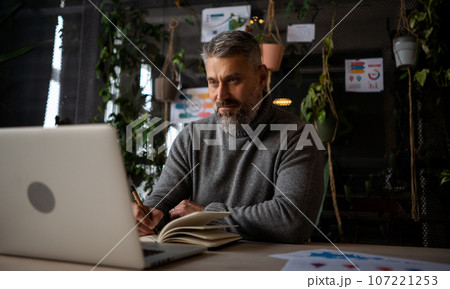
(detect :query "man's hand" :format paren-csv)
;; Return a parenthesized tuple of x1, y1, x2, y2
(131, 202, 163, 236)
(169, 199, 205, 220)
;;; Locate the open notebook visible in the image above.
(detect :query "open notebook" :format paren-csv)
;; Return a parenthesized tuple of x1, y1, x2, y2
(140, 211, 241, 247)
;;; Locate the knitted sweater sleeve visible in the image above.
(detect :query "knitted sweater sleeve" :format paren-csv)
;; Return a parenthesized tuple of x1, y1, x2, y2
(205, 126, 324, 244)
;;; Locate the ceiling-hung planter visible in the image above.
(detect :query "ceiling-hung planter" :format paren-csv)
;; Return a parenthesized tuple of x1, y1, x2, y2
(260, 0, 284, 73)
(393, 35, 418, 70)
(154, 18, 180, 102)
(261, 43, 284, 72)
(154, 77, 179, 102)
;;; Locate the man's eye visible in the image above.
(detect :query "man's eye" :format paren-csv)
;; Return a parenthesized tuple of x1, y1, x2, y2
(208, 80, 217, 86)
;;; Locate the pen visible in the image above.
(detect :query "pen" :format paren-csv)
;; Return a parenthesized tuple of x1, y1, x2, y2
(131, 186, 149, 214)
(131, 186, 159, 235)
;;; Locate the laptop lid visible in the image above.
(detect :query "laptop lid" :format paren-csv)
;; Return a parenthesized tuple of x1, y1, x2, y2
(0, 124, 203, 269)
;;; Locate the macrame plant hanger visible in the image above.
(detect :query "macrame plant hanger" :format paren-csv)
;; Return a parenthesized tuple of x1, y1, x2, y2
(160, 18, 179, 135)
(262, 0, 283, 93)
(393, 0, 420, 221)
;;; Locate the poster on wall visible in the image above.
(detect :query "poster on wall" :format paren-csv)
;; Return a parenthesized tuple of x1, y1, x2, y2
(286, 24, 315, 43)
(170, 87, 213, 124)
(345, 58, 384, 92)
(201, 5, 251, 43)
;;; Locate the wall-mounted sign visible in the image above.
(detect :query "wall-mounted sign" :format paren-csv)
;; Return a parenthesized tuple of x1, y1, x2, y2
(170, 87, 213, 123)
(201, 5, 251, 43)
(345, 58, 384, 92)
(287, 24, 315, 43)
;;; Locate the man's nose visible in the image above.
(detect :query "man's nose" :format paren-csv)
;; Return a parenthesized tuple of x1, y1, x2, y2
(216, 83, 229, 101)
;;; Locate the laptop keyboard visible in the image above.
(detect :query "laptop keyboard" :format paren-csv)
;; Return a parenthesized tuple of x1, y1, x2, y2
(143, 249, 164, 257)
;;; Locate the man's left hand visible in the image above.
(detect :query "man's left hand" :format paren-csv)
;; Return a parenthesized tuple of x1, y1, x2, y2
(169, 199, 205, 220)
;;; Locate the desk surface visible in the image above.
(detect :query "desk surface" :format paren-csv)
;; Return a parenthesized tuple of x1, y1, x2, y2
(1, 241, 450, 271)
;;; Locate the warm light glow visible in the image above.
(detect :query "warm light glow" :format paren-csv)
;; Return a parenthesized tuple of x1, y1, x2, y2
(273, 98, 292, 106)
(250, 16, 264, 25)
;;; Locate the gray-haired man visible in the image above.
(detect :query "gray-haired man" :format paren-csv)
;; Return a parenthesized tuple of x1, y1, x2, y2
(132, 30, 323, 243)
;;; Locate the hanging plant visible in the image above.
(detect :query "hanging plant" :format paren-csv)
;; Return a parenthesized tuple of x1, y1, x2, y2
(95, 1, 168, 193)
(392, 0, 420, 221)
(392, 0, 419, 70)
(260, 0, 285, 92)
(154, 18, 181, 103)
(299, 1, 343, 242)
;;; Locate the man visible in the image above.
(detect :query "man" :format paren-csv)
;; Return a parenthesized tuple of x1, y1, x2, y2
(132, 30, 323, 243)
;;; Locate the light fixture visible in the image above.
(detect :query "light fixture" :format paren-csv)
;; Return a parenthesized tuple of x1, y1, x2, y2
(273, 98, 292, 106)
(249, 16, 264, 24)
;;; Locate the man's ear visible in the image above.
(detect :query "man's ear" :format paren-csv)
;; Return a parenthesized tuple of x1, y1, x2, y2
(258, 64, 269, 90)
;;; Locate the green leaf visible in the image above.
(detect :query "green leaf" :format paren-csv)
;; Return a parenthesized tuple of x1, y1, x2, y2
(172, 48, 185, 73)
(300, 102, 307, 119)
(185, 16, 194, 26)
(100, 47, 109, 59)
(399, 71, 408, 81)
(421, 41, 431, 58)
(317, 110, 326, 124)
(311, 83, 322, 92)
(323, 37, 333, 52)
(409, 16, 416, 29)
(423, 27, 433, 40)
(414, 69, 429, 87)
(284, 0, 294, 18)
(441, 169, 450, 185)
(416, 11, 427, 22)
(0, 45, 34, 63)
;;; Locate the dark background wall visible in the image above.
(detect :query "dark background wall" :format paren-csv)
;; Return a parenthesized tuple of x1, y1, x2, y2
(1, 0, 448, 247)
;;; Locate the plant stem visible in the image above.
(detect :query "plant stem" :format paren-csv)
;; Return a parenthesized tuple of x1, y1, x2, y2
(328, 141, 344, 242)
(408, 67, 420, 221)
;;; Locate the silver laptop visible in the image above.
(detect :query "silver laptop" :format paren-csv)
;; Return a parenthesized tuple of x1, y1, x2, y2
(0, 124, 205, 269)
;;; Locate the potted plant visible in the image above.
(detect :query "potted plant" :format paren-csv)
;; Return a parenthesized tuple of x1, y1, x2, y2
(299, 3, 344, 242)
(259, 0, 284, 72)
(392, 0, 419, 70)
(154, 18, 181, 102)
(393, 0, 450, 222)
(393, 35, 418, 70)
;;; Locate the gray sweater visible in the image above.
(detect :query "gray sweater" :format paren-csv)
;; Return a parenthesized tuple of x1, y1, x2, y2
(144, 96, 324, 243)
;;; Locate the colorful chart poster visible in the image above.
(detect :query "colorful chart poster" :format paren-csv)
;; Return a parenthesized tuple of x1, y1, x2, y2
(170, 87, 213, 124)
(201, 5, 251, 43)
(271, 249, 450, 271)
(345, 58, 384, 92)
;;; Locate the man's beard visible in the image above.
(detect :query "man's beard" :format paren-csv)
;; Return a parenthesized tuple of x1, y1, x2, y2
(214, 88, 262, 136)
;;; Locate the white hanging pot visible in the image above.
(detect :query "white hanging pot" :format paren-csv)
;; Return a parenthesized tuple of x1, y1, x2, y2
(393, 35, 418, 70)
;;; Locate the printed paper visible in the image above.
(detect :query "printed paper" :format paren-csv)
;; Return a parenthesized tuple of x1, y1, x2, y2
(201, 5, 251, 43)
(345, 58, 384, 92)
(170, 87, 213, 123)
(271, 249, 450, 271)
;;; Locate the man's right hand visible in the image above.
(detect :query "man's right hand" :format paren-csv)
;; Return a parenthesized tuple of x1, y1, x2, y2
(131, 202, 163, 236)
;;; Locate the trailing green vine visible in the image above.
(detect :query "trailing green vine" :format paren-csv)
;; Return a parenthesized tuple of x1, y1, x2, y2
(95, 0, 168, 192)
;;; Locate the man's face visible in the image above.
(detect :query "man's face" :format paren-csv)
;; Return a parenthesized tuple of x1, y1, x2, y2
(205, 55, 267, 131)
